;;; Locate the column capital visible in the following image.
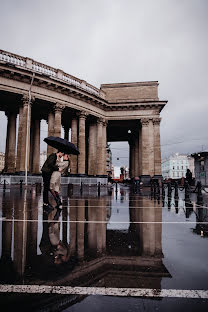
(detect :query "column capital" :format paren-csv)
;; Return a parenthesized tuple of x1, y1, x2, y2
(140, 118, 151, 126)
(55, 103, 64, 112)
(153, 117, 161, 125)
(22, 94, 35, 107)
(97, 117, 107, 125)
(77, 111, 88, 119)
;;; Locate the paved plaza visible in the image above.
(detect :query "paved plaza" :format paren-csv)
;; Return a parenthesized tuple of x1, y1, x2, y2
(0, 184, 208, 311)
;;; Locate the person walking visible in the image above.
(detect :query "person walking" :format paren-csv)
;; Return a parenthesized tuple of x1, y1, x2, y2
(41, 151, 65, 212)
(50, 154, 70, 207)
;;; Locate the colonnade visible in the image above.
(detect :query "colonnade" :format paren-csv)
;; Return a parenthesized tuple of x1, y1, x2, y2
(3, 95, 108, 176)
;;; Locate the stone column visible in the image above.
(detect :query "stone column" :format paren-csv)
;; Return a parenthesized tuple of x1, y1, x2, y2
(78, 111, 87, 175)
(32, 119, 40, 173)
(149, 119, 155, 177)
(134, 134, 139, 177)
(54, 103, 63, 138)
(88, 122, 97, 175)
(71, 117, 78, 174)
(47, 110, 55, 156)
(16, 104, 23, 172)
(19, 95, 33, 172)
(102, 120, 107, 175)
(96, 118, 103, 175)
(4, 110, 17, 173)
(140, 118, 151, 184)
(153, 117, 162, 177)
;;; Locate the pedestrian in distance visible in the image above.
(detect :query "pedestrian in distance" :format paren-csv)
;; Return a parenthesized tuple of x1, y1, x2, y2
(186, 168, 192, 185)
(41, 150, 65, 212)
(50, 154, 70, 208)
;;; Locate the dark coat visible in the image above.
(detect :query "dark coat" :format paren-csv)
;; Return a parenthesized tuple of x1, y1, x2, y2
(41, 153, 59, 175)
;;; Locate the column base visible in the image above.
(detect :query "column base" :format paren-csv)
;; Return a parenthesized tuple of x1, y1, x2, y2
(140, 175, 151, 186)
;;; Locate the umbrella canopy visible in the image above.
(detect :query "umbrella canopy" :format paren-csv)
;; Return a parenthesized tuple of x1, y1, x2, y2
(44, 136, 80, 155)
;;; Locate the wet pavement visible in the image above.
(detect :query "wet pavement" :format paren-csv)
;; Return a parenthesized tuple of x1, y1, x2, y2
(0, 184, 208, 311)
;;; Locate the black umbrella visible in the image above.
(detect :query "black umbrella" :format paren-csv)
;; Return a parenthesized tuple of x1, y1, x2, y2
(44, 136, 80, 155)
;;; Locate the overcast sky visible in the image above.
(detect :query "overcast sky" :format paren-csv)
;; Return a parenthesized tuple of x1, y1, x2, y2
(0, 0, 207, 169)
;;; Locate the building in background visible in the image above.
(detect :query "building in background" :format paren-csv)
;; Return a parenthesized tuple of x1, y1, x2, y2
(0, 152, 5, 172)
(106, 144, 113, 179)
(162, 153, 195, 180)
(191, 151, 208, 187)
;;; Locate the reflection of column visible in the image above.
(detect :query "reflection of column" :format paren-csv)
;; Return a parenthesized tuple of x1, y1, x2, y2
(98, 198, 106, 254)
(4, 111, 17, 173)
(153, 118, 162, 177)
(1, 198, 13, 260)
(47, 110, 55, 156)
(88, 199, 106, 256)
(13, 190, 28, 275)
(54, 103, 63, 138)
(78, 112, 87, 175)
(88, 122, 97, 175)
(19, 95, 32, 172)
(69, 200, 77, 257)
(102, 120, 107, 175)
(77, 199, 85, 260)
(26, 194, 38, 264)
(16, 104, 23, 172)
(32, 119, 40, 173)
(71, 117, 78, 174)
(96, 119, 103, 175)
(87, 199, 97, 256)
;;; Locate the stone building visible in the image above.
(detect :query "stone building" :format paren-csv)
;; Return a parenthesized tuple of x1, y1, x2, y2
(0, 49, 167, 184)
(191, 151, 208, 186)
(162, 153, 195, 180)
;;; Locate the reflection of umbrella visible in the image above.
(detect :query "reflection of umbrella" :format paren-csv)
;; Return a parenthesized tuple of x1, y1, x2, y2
(44, 136, 79, 155)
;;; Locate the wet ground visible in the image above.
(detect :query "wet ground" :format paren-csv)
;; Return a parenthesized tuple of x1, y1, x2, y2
(0, 183, 208, 311)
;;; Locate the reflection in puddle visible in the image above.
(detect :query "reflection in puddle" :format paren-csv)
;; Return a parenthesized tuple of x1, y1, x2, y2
(0, 185, 171, 290)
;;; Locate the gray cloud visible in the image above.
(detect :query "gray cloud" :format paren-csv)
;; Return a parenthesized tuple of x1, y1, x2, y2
(0, 0, 207, 166)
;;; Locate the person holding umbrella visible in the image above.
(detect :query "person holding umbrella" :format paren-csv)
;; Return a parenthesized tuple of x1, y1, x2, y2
(50, 153, 70, 207)
(42, 136, 79, 212)
(41, 150, 65, 212)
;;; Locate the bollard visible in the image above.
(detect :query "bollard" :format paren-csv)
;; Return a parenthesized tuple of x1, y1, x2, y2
(184, 180, 190, 202)
(162, 182, 165, 197)
(168, 182, 172, 199)
(3, 179, 6, 191)
(174, 181, 179, 199)
(115, 182, 118, 193)
(196, 181, 203, 205)
(20, 180, 23, 192)
(35, 182, 41, 193)
(98, 182, 101, 197)
(150, 181, 154, 195)
(68, 183, 73, 196)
